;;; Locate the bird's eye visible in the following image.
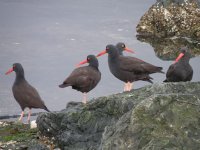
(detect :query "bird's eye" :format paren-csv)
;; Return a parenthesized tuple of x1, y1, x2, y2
(122, 45, 125, 48)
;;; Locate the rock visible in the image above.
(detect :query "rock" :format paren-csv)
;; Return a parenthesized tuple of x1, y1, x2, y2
(37, 82, 200, 149)
(0, 121, 53, 150)
(137, 35, 200, 60)
(136, 0, 200, 40)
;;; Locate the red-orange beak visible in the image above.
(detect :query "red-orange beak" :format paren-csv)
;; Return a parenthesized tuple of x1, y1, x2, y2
(76, 59, 88, 67)
(174, 53, 184, 63)
(96, 50, 107, 57)
(5, 68, 14, 75)
(124, 47, 134, 53)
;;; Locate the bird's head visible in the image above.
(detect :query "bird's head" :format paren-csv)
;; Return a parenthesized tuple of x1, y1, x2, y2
(76, 55, 98, 67)
(116, 42, 134, 54)
(174, 47, 191, 63)
(5, 63, 24, 75)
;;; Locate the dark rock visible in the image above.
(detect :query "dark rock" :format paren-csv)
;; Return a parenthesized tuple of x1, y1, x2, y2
(37, 82, 200, 149)
(136, 0, 200, 41)
(28, 140, 49, 150)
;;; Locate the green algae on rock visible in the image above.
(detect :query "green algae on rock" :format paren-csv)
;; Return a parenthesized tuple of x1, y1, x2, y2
(0, 121, 51, 150)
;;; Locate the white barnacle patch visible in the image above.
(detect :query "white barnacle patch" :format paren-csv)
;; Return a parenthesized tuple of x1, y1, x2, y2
(180, 9, 187, 19)
(141, 26, 146, 30)
(30, 120, 37, 129)
(163, 8, 171, 21)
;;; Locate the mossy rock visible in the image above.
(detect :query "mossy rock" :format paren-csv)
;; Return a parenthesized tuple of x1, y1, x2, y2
(37, 82, 200, 149)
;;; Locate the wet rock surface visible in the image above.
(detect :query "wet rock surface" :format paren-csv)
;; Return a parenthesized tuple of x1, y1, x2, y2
(137, 0, 200, 40)
(37, 82, 200, 150)
(137, 35, 200, 60)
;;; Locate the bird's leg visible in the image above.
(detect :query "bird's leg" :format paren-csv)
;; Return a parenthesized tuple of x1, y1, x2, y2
(127, 82, 133, 91)
(127, 82, 130, 91)
(27, 108, 31, 124)
(130, 82, 133, 90)
(18, 111, 24, 122)
(124, 83, 128, 92)
(82, 93, 87, 104)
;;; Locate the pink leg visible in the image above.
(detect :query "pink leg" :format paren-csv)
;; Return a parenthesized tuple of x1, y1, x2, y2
(127, 82, 133, 91)
(82, 93, 87, 104)
(124, 83, 128, 91)
(18, 111, 24, 122)
(130, 82, 133, 90)
(27, 108, 31, 123)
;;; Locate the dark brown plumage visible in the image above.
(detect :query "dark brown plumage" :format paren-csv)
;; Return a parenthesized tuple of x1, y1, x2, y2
(116, 42, 164, 74)
(164, 47, 193, 82)
(59, 55, 101, 104)
(97, 44, 164, 91)
(5, 63, 49, 122)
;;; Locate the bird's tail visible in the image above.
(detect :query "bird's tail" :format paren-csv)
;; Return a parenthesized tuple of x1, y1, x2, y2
(157, 67, 165, 74)
(59, 82, 70, 88)
(139, 75, 153, 84)
(163, 79, 168, 82)
(44, 105, 50, 112)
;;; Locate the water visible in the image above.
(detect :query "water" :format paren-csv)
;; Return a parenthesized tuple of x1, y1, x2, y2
(0, 0, 200, 118)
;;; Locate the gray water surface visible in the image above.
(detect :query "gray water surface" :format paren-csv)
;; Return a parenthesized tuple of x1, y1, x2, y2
(0, 0, 200, 118)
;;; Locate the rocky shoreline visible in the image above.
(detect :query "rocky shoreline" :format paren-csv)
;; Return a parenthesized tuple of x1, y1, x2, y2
(1, 82, 200, 149)
(0, 121, 54, 150)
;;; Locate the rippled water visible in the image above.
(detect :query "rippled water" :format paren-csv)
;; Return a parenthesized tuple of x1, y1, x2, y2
(0, 0, 200, 118)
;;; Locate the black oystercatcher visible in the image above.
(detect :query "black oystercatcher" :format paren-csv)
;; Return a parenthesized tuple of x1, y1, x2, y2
(117, 42, 164, 90)
(5, 63, 50, 123)
(164, 47, 193, 82)
(116, 42, 135, 90)
(97, 44, 164, 91)
(59, 55, 101, 104)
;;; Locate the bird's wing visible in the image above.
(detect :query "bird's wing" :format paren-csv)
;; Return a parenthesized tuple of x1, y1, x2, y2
(119, 56, 161, 74)
(63, 66, 99, 88)
(13, 81, 46, 109)
(119, 56, 148, 74)
(75, 75, 94, 88)
(166, 64, 175, 78)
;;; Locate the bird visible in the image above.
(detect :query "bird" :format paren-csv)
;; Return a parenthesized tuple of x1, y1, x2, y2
(164, 47, 193, 82)
(5, 63, 50, 123)
(97, 44, 164, 91)
(115, 42, 135, 90)
(59, 55, 101, 104)
(116, 42, 164, 91)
